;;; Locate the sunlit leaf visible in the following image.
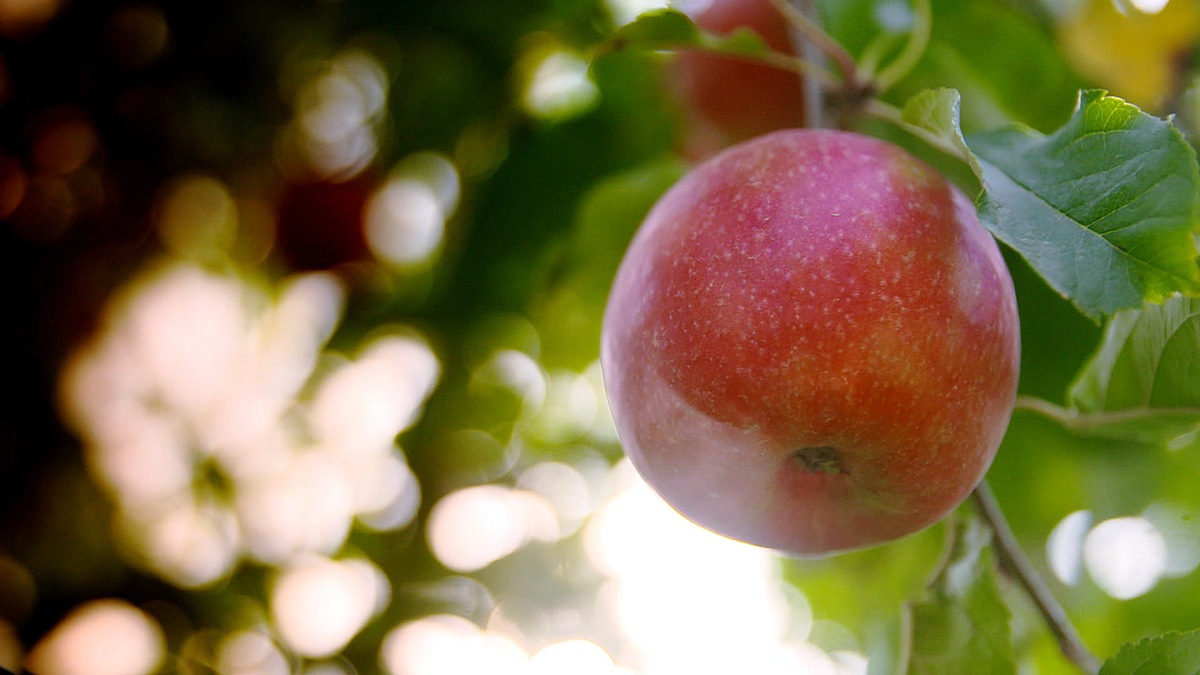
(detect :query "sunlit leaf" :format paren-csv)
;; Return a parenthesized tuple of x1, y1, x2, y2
(968, 90, 1200, 321)
(601, 8, 772, 60)
(900, 87, 980, 175)
(904, 515, 1015, 675)
(1100, 630, 1200, 675)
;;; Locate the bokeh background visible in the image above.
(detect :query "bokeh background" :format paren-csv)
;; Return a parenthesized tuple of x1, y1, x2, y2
(2, 0, 1200, 673)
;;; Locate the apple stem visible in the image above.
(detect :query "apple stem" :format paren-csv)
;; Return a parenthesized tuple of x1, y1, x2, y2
(971, 481, 1102, 675)
(770, 0, 859, 86)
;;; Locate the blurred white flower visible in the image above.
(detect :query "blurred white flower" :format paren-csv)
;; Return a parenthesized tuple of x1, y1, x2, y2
(60, 259, 438, 588)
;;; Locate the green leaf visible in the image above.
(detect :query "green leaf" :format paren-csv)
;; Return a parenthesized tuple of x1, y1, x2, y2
(1100, 630, 1200, 675)
(904, 515, 1015, 675)
(967, 90, 1200, 321)
(607, 8, 700, 49)
(1023, 295, 1200, 446)
(900, 88, 980, 176)
(601, 8, 771, 60)
(1071, 296, 1200, 411)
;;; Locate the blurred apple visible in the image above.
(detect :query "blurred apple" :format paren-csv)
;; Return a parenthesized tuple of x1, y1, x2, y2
(275, 174, 374, 271)
(672, 0, 807, 159)
(601, 129, 1020, 555)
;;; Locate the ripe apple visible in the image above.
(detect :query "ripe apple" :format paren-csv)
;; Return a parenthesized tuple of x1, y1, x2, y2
(672, 0, 807, 159)
(600, 129, 1020, 555)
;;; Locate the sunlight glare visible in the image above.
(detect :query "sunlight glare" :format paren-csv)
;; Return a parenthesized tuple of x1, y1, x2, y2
(528, 639, 624, 675)
(58, 261, 353, 587)
(584, 460, 857, 675)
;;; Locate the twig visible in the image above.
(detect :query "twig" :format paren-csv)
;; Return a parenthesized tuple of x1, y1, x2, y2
(971, 481, 1102, 674)
(786, 0, 831, 129)
(768, 0, 860, 88)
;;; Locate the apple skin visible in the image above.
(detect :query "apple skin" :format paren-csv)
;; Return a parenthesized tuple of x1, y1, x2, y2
(672, 0, 806, 160)
(600, 129, 1020, 555)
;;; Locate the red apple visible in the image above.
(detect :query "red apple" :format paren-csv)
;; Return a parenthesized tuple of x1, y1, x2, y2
(672, 0, 807, 159)
(600, 129, 1020, 555)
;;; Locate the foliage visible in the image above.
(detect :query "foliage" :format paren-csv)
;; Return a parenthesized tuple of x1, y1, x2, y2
(3, 0, 1200, 673)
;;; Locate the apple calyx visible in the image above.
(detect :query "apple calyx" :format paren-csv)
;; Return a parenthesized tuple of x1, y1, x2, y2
(792, 446, 846, 475)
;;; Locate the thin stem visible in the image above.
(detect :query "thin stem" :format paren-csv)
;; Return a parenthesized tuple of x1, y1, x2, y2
(767, 0, 860, 87)
(971, 481, 1101, 675)
(874, 0, 933, 93)
(788, 0, 831, 129)
(1015, 394, 1200, 432)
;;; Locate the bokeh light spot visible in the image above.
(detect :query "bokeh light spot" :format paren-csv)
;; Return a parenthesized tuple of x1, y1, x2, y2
(133, 498, 241, 588)
(528, 639, 622, 675)
(365, 152, 459, 268)
(26, 599, 165, 675)
(156, 175, 238, 258)
(1084, 516, 1168, 599)
(427, 485, 559, 573)
(517, 461, 593, 535)
(217, 630, 289, 675)
(379, 614, 528, 675)
(1047, 510, 1092, 586)
(1141, 502, 1200, 577)
(1127, 0, 1170, 14)
(604, 0, 669, 26)
(365, 179, 443, 266)
(278, 50, 388, 180)
(271, 555, 389, 658)
(519, 41, 598, 120)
